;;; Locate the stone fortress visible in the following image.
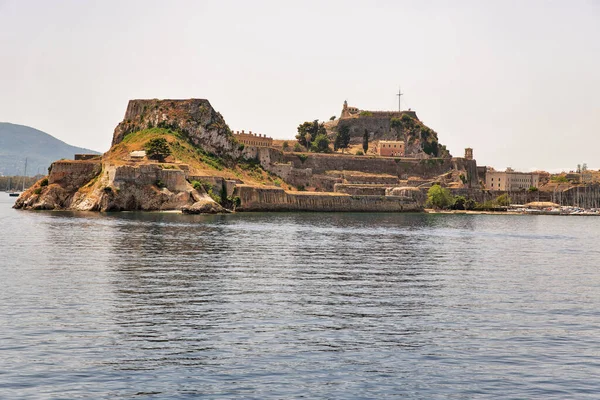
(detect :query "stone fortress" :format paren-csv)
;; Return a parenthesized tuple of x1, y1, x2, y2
(18, 96, 587, 214)
(340, 100, 418, 120)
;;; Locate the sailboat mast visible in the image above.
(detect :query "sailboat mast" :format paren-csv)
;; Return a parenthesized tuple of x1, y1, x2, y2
(22, 158, 28, 191)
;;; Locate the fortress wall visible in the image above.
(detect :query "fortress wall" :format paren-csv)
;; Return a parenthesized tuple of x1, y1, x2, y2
(48, 160, 102, 189)
(281, 153, 455, 179)
(234, 185, 422, 212)
(338, 116, 394, 144)
(109, 164, 189, 192)
(334, 184, 388, 196)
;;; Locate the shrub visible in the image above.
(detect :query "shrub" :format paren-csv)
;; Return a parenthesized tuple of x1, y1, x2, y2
(238, 144, 245, 151)
(426, 184, 454, 209)
(40, 178, 48, 187)
(496, 193, 511, 206)
(282, 141, 289, 151)
(528, 186, 539, 192)
(297, 154, 308, 163)
(155, 180, 165, 189)
(459, 174, 467, 184)
(355, 150, 364, 155)
(359, 111, 373, 117)
(465, 198, 477, 210)
(311, 134, 331, 153)
(273, 178, 282, 187)
(452, 195, 466, 210)
(293, 143, 303, 152)
(34, 187, 42, 195)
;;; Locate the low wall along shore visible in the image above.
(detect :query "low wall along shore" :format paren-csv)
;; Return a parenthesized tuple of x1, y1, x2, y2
(234, 184, 421, 212)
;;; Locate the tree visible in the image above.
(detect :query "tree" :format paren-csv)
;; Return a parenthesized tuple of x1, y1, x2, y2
(496, 193, 511, 207)
(426, 184, 454, 209)
(296, 120, 326, 150)
(311, 134, 331, 153)
(282, 141, 290, 151)
(452, 195, 466, 210)
(144, 138, 171, 161)
(334, 124, 351, 153)
(329, 115, 336, 121)
(362, 129, 369, 153)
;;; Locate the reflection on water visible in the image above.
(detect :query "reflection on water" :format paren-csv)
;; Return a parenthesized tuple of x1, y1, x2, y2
(1, 196, 600, 398)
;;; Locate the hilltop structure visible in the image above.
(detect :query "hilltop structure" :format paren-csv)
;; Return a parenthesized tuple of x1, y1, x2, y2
(340, 100, 419, 121)
(333, 101, 450, 159)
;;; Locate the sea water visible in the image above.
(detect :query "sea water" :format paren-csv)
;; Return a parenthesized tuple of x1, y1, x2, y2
(1, 196, 600, 398)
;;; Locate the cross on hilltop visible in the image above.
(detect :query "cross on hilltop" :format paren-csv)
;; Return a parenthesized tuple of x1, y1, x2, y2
(396, 87, 403, 112)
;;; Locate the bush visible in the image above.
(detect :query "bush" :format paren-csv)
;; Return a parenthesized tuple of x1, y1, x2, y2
(155, 180, 165, 189)
(293, 143, 303, 152)
(297, 154, 308, 163)
(282, 141, 289, 151)
(528, 186, 539, 192)
(426, 184, 454, 209)
(496, 193, 511, 206)
(355, 150, 364, 155)
(452, 195, 466, 210)
(34, 187, 42, 195)
(465, 198, 477, 210)
(311, 134, 331, 153)
(273, 178, 282, 187)
(238, 144, 245, 151)
(40, 178, 49, 187)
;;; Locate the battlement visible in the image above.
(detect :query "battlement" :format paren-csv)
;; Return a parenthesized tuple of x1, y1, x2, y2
(340, 100, 418, 120)
(233, 130, 273, 147)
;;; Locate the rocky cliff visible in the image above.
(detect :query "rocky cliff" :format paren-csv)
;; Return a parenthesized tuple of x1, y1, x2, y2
(112, 99, 242, 159)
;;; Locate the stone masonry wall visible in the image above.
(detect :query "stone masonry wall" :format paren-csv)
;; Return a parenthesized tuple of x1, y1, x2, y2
(234, 185, 421, 212)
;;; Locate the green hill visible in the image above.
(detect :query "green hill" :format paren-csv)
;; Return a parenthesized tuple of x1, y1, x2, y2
(0, 122, 100, 176)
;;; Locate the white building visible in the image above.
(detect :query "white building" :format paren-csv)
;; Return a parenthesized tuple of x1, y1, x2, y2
(486, 168, 540, 191)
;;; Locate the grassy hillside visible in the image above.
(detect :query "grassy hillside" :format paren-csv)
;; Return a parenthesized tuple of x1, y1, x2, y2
(0, 122, 100, 176)
(106, 128, 291, 188)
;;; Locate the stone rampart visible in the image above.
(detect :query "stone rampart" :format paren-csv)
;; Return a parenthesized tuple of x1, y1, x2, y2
(107, 164, 189, 192)
(234, 185, 421, 212)
(282, 153, 457, 179)
(334, 184, 389, 196)
(48, 160, 102, 190)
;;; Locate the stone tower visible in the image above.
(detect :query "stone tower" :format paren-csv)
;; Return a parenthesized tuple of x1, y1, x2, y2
(465, 148, 473, 160)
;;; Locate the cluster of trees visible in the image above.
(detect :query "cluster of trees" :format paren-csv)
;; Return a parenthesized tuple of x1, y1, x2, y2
(426, 184, 511, 210)
(295, 120, 330, 153)
(294, 120, 370, 155)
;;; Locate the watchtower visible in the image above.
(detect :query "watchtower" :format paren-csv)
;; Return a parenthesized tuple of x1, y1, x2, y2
(464, 148, 473, 160)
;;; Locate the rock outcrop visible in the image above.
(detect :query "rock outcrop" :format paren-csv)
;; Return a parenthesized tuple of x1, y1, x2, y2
(111, 99, 242, 159)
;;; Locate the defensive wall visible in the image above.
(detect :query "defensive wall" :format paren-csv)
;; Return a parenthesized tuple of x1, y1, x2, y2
(48, 160, 102, 190)
(233, 184, 421, 212)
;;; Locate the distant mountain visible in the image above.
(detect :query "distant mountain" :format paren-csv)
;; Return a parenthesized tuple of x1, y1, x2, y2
(0, 122, 100, 176)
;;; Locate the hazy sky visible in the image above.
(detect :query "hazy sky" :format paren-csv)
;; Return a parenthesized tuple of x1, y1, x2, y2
(1, 0, 599, 171)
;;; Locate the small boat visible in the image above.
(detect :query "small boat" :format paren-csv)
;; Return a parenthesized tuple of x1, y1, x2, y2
(8, 159, 27, 197)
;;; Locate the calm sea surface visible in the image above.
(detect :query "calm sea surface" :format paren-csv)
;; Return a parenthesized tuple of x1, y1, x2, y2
(1, 196, 600, 399)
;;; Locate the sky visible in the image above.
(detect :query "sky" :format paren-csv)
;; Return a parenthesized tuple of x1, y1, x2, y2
(1, 0, 599, 172)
